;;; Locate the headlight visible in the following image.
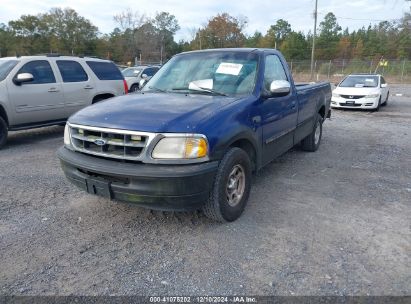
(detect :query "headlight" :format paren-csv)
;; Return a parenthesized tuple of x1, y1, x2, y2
(152, 136, 208, 159)
(64, 124, 71, 146)
(366, 94, 380, 98)
(332, 92, 340, 97)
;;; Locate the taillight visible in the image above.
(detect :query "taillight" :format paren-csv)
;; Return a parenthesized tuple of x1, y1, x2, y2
(123, 79, 128, 94)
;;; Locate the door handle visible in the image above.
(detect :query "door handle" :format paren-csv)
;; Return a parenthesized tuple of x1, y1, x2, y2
(84, 85, 94, 90)
(48, 88, 59, 92)
(290, 103, 296, 109)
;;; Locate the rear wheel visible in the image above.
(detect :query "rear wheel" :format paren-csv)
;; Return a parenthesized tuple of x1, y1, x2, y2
(301, 113, 323, 152)
(92, 94, 114, 104)
(202, 147, 252, 222)
(0, 116, 8, 149)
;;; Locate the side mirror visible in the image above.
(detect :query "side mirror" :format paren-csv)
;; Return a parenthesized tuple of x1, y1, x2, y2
(269, 80, 291, 95)
(141, 74, 148, 79)
(139, 78, 146, 88)
(14, 73, 34, 85)
(381, 83, 387, 88)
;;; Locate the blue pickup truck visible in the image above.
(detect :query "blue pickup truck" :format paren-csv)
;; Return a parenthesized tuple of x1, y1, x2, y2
(58, 48, 331, 222)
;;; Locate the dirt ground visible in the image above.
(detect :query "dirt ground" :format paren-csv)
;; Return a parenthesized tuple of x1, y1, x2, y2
(0, 85, 410, 296)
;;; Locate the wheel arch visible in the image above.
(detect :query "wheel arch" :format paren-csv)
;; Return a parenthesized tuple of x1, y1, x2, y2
(318, 105, 326, 119)
(92, 93, 115, 103)
(222, 132, 260, 172)
(0, 104, 9, 126)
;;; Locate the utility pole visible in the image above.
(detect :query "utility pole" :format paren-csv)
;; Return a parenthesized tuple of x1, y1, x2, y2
(199, 29, 202, 50)
(310, 0, 318, 81)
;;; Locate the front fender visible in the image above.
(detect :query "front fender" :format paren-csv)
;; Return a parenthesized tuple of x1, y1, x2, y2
(212, 127, 260, 164)
(195, 96, 261, 167)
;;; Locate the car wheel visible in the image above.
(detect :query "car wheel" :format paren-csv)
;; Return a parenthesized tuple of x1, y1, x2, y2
(374, 97, 381, 111)
(382, 92, 389, 106)
(202, 147, 252, 222)
(0, 116, 8, 149)
(301, 113, 323, 152)
(130, 84, 139, 92)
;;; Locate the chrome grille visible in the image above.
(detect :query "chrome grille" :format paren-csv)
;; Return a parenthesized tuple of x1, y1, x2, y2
(340, 95, 365, 99)
(69, 124, 154, 161)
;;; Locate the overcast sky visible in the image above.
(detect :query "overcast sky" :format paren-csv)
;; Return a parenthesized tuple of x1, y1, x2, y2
(1, 0, 409, 41)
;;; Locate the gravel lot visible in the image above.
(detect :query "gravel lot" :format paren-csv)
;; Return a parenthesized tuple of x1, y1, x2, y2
(0, 85, 410, 296)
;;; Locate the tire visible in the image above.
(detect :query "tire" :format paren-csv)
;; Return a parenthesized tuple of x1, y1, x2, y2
(202, 147, 252, 222)
(301, 113, 323, 152)
(374, 96, 381, 111)
(0, 116, 8, 149)
(130, 84, 139, 92)
(382, 92, 389, 106)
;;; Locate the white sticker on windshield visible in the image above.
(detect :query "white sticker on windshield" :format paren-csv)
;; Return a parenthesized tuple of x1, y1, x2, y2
(365, 78, 374, 82)
(216, 62, 243, 75)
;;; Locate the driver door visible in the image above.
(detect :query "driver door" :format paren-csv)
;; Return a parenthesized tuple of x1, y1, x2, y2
(259, 54, 298, 165)
(380, 76, 389, 100)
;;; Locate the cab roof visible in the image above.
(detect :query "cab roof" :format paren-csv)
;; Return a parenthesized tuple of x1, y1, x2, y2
(179, 48, 280, 55)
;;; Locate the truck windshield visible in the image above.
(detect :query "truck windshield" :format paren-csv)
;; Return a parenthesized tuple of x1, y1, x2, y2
(339, 75, 379, 88)
(143, 51, 259, 96)
(0, 60, 18, 81)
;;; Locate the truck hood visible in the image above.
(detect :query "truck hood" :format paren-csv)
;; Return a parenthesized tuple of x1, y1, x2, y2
(69, 92, 240, 133)
(334, 86, 380, 96)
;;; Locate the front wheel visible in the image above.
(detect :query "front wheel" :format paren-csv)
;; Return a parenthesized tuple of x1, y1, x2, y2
(202, 147, 252, 222)
(301, 113, 323, 152)
(382, 92, 389, 106)
(130, 84, 139, 92)
(374, 97, 381, 111)
(0, 116, 8, 149)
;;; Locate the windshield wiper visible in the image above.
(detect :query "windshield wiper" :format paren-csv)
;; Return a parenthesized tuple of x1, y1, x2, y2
(171, 87, 228, 97)
(146, 86, 167, 93)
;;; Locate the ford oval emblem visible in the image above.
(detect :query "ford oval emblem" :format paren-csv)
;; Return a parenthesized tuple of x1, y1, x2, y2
(94, 139, 106, 146)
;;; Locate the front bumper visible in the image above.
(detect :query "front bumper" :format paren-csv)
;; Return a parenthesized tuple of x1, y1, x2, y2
(331, 96, 379, 109)
(57, 147, 218, 211)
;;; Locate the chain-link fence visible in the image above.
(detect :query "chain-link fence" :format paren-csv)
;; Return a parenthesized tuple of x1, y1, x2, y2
(289, 59, 411, 84)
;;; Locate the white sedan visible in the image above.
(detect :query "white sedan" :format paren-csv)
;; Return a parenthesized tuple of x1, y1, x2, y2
(331, 74, 389, 111)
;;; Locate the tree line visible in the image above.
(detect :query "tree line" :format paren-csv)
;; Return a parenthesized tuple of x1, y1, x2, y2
(0, 7, 410, 64)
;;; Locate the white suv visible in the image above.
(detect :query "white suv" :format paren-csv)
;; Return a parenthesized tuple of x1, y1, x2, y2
(0, 55, 128, 148)
(122, 66, 160, 92)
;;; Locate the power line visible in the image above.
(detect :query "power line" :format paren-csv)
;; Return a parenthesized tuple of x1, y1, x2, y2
(317, 12, 393, 23)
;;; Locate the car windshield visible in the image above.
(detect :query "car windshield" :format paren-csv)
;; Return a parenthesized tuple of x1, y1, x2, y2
(0, 60, 19, 81)
(122, 68, 141, 77)
(142, 51, 259, 96)
(339, 75, 379, 88)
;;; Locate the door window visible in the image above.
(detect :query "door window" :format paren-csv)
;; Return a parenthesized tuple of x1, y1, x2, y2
(57, 60, 88, 82)
(264, 55, 287, 91)
(143, 68, 156, 77)
(16, 60, 56, 84)
(86, 61, 123, 80)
